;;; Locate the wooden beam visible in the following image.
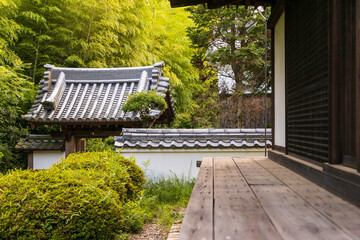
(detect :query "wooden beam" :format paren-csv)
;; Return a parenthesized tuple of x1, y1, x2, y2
(329, 0, 341, 164)
(65, 135, 76, 157)
(28, 151, 33, 169)
(170, 0, 273, 8)
(31, 120, 144, 127)
(284, 10, 288, 155)
(271, 27, 275, 149)
(267, 0, 285, 28)
(208, 0, 273, 9)
(356, 0, 360, 172)
(170, 0, 205, 8)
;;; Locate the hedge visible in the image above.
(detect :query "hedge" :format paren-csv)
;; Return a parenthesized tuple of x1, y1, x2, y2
(0, 151, 146, 239)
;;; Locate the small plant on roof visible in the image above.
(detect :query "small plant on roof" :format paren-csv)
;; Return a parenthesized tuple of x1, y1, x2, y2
(122, 90, 167, 128)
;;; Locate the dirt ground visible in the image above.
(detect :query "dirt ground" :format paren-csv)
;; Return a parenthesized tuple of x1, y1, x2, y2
(129, 223, 168, 240)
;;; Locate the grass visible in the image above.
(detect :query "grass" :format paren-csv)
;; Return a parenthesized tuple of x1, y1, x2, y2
(117, 173, 195, 239)
(144, 174, 195, 229)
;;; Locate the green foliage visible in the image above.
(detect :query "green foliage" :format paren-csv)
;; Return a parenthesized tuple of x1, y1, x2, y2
(0, 65, 35, 173)
(122, 90, 167, 126)
(142, 174, 195, 230)
(0, 151, 146, 239)
(144, 174, 195, 206)
(187, 5, 270, 92)
(120, 190, 152, 233)
(0, 0, 21, 67)
(186, 5, 271, 127)
(86, 137, 115, 152)
(118, 173, 195, 233)
(53, 151, 146, 200)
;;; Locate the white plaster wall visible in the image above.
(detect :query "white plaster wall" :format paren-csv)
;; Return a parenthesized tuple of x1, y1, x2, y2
(33, 151, 65, 169)
(119, 148, 266, 179)
(274, 13, 286, 148)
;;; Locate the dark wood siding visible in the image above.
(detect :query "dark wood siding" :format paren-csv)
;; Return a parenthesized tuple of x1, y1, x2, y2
(329, 0, 359, 169)
(285, 0, 329, 163)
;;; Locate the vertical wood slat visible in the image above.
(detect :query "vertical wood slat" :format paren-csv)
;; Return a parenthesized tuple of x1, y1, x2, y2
(28, 151, 33, 169)
(65, 135, 76, 157)
(284, 2, 288, 155)
(271, 27, 275, 148)
(329, 0, 358, 168)
(285, 0, 329, 163)
(329, 0, 340, 164)
(213, 157, 281, 240)
(178, 157, 213, 240)
(356, 0, 360, 172)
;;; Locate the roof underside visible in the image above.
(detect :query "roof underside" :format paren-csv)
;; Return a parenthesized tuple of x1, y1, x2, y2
(170, 0, 274, 8)
(23, 62, 174, 125)
(115, 128, 272, 149)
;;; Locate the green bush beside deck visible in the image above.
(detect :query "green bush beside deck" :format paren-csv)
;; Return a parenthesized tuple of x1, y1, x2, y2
(0, 151, 145, 240)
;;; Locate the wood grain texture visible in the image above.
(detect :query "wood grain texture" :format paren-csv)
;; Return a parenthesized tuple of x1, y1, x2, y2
(252, 184, 352, 240)
(180, 157, 360, 240)
(256, 158, 360, 238)
(213, 157, 281, 240)
(233, 157, 282, 185)
(178, 157, 213, 240)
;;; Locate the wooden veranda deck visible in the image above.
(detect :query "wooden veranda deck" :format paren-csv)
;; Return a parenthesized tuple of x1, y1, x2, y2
(179, 157, 360, 240)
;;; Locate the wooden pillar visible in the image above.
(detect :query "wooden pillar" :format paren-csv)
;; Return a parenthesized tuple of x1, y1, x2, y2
(356, 0, 360, 172)
(76, 138, 86, 153)
(329, 0, 341, 164)
(65, 135, 76, 157)
(28, 151, 33, 169)
(271, 27, 275, 150)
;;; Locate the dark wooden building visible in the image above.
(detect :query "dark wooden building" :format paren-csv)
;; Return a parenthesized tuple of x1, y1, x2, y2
(170, 0, 360, 203)
(22, 62, 175, 158)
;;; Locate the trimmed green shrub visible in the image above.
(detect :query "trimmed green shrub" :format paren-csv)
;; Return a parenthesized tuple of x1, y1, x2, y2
(52, 151, 146, 201)
(0, 151, 146, 239)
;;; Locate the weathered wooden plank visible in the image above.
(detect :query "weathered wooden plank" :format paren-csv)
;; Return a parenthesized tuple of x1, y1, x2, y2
(233, 157, 282, 185)
(255, 158, 360, 239)
(178, 157, 213, 240)
(213, 157, 281, 240)
(252, 184, 352, 240)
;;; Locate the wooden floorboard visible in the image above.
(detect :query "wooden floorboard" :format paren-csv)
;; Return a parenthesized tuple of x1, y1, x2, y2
(179, 157, 360, 240)
(213, 157, 282, 240)
(252, 184, 352, 240)
(233, 157, 282, 185)
(178, 157, 213, 240)
(255, 158, 360, 239)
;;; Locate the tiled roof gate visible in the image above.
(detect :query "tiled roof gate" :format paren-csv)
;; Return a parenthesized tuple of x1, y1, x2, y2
(23, 62, 174, 125)
(22, 62, 175, 156)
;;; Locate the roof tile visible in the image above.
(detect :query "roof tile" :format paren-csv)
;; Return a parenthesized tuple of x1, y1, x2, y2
(23, 62, 173, 124)
(115, 128, 272, 149)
